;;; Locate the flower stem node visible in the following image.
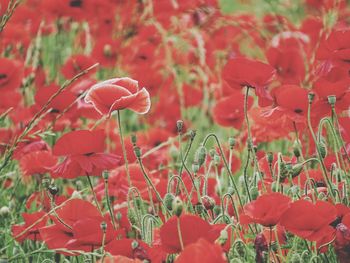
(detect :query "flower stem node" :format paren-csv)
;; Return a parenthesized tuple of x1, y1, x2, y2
(172, 197, 183, 217)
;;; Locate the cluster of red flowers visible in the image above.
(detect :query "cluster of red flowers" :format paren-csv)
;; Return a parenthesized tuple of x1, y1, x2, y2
(0, 0, 350, 262)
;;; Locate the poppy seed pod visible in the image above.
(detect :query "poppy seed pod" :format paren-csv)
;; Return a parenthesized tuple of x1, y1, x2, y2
(48, 185, 59, 196)
(327, 95, 336, 106)
(172, 197, 183, 217)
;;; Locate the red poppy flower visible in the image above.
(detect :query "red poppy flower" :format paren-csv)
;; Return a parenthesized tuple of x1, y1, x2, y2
(19, 150, 57, 177)
(92, 37, 120, 68)
(40, 199, 116, 254)
(222, 57, 275, 106)
(212, 89, 253, 128)
(51, 130, 120, 178)
(61, 54, 96, 79)
(263, 85, 309, 127)
(267, 46, 305, 85)
(280, 200, 337, 245)
(240, 192, 291, 227)
(175, 238, 227, 263)
(0, 58, 23, 91)
(85, 77, 151, 116)
(12, 211, 48, 242)
(316, 29, 350, 67)
(159, 214, 213, 254)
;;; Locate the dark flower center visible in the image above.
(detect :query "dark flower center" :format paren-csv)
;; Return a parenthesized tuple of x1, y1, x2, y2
(294, 108, 303, 114)
(70, 0, 83, 7)
(0, 73, 7, 79)
(85, 152, 95, 156)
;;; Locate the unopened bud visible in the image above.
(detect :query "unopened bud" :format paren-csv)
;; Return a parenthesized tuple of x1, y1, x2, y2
(290, 163, 303, 178)
(176, 120, 184, 133)
(327, 95, 336, 106)
(195, 146, 207, 166)
(201, 195, 215, 210)
(131, 134, 137, 145)
(164, 193, 175, 211)
(192, 162, 200, 174)
(251, 187, 259, 200)
(42, 178, 50, 189)
(318, 140, 327, 159)
(293, 142, 301, 158)
(214, 154, 221, 165)
(0, 206, 10, 217)
(172, 197, 183, 217)
(103, 171, 109, 180)
(134, 146, 142, 158)
(229, 137, 236, 148)
(308, 92, 315, 103)
(218, 229, 228, 245)
(267, 152, 273, 165)
(190, 130, 196, 140)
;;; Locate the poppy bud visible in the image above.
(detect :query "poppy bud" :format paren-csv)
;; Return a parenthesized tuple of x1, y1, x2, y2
(229, 137, 236, 148)
(134, 146, 142, 158)
(290, 163, 303, 178)
(176, 120, 184, 133)
(48, 185, 59, 196)
(209, 149, 216, 158)
(103, 44, 112, 57)
(190, 130, 196, 140)
(254, 233, 268, 263)
(100, 221, 107, 232)
(195, 146, 207, 166)
(293, 142, 301, 158)
(103, 170, 109, 180)
(131, 134, 137, 145)
(42, 178, 50, 189)
(214, 154, 221, 165)
(318, 139, 327, 159)
(251, 187, 259, 200)
(227, 186, 235, 195)
(308, 92, 315, 103)
(164, 193, 175, 211)
(192, 162, 200, 174)
(172, 197, 183, 217)
(267, 152, 273, 165)
(327, 95, 336, 106)
(213, 205, 221, 216)
(131, 240, 139, 250)
(71, 190, 82, 199)
(218, 229, 228, 245)
(201, 195, 215, 210)
(0, 206, 10, 217)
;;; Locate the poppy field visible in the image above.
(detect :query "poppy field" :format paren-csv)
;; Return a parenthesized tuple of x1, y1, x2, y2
(1, 0, 350, 262)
